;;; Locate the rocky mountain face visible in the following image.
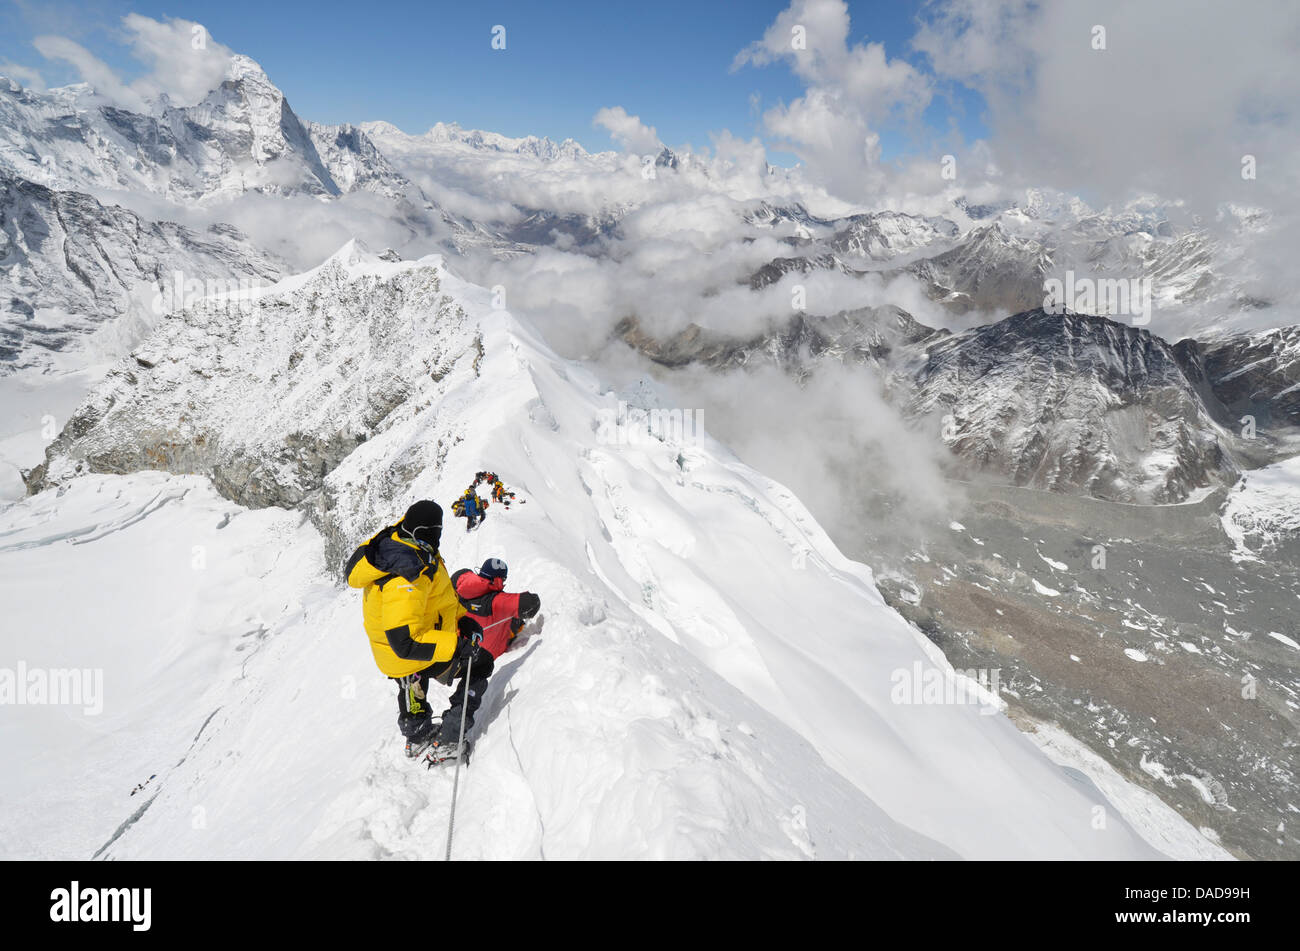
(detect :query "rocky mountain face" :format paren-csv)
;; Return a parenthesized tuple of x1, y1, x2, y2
(743, 210, 962, 288)
(741, 203, 1058, 305)
(618, 304, 944, 377)
(741, 200, 826, 236)
(305, 122, 414, 201)
(0, 61, 534, 379)
(1195, 327, 1300, 428)
(0, 172, 283, 373)
(905, 221, 1054, 314)
(748, 252, 849, 290)
(907, 310, 1238, 502)
(498, 208, 624, 249)
(828, 211, 960, 263)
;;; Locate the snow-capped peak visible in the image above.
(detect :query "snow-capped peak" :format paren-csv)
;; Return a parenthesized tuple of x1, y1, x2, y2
(1022, 187, 1094, 222)
(362, 119, 589, 162)
(358, 119, 405, 138)
(225, 52, 275, 87)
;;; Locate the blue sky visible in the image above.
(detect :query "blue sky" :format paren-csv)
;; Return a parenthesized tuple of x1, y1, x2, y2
(0, 0, 988, 163)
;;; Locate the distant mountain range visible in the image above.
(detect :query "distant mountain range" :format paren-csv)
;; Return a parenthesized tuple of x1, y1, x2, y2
(620, 304, 1299, 503)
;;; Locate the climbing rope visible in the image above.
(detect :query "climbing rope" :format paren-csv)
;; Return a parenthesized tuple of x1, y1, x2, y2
(444, 649, 474, 861)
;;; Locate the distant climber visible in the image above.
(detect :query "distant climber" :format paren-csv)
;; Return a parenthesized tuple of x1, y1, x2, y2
(450, 471, 524, 532)
(451, 557, 541, 659)
(344, 500, 485, 760)
(452, 485, 487, 532)
(485, 472, 518, 506)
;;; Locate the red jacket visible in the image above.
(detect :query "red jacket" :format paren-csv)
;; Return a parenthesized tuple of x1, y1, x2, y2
(452, 570, 525, 659)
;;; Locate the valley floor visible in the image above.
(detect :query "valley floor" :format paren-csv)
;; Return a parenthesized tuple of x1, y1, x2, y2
(875, 480, 1298, 860)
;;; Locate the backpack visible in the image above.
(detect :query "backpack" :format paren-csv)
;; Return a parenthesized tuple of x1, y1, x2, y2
(450, 568, 499, 615)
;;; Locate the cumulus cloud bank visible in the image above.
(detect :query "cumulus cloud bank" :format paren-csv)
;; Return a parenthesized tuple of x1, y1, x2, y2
(34, 14, 235, 109)
(912, 0, 1300, 213)
(734, 0, 933, 203)
(593, 106, 663, 156)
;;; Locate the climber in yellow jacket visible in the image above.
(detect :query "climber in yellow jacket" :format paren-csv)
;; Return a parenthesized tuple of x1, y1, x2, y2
(345, 500, 487, 758)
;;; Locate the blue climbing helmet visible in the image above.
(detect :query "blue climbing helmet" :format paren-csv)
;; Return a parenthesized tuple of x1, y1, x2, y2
(480, 557, 508, 581)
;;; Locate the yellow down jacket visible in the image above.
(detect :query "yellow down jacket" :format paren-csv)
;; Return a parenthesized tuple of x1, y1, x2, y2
(345, 525, 466, 678)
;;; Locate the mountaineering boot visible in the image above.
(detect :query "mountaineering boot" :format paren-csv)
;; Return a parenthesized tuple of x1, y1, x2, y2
(403, 717, 439, 758)
(424, 738, 471, 767)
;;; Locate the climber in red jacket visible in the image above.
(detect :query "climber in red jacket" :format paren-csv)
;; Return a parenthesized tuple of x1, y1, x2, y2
(451, 558, 541, 659)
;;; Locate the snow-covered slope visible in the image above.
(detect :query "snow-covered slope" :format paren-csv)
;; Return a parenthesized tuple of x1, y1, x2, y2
(3, 471, 966, 860)
(2, 244, 1205, 859)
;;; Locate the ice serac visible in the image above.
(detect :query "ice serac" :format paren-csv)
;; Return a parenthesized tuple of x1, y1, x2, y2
(18, 244, 1176, 858)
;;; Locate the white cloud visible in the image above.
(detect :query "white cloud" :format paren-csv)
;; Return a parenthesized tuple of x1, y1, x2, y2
(0, 61, 47, 92)
(735, 0, 928, 114)
(122, 14, 235, 106)
(734, 0, 932, 202)
(34, 15, 236, 110)
(662, 359, 954, 541)
(912, 0, 1300, 213)
(593, 106, 663, 155)
(33, 34, 146, 110)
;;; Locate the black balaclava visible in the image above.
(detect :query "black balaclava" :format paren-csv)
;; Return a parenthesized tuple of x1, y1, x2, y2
(400, 500, 443, 553)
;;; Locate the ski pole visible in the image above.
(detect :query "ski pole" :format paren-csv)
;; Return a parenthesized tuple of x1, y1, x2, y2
(445, 649, 474, 861)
